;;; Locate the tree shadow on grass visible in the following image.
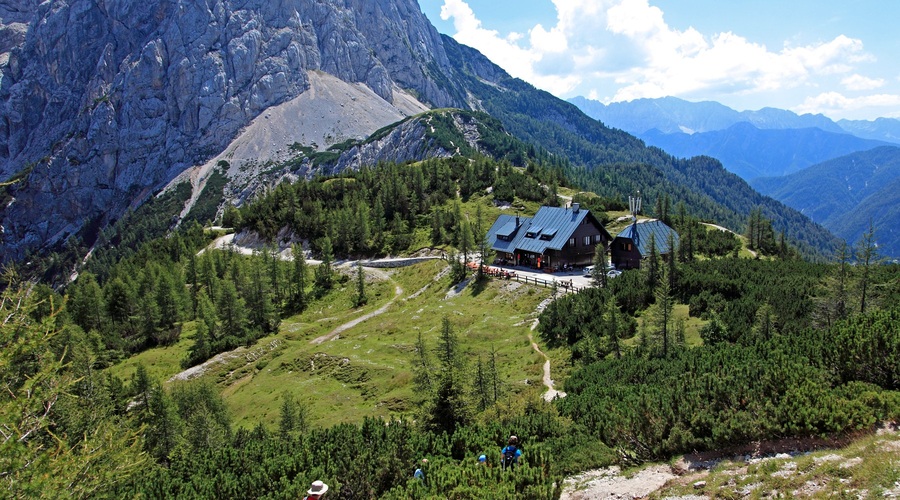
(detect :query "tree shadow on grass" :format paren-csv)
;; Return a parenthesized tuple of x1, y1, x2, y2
(469, 274, 490, 296)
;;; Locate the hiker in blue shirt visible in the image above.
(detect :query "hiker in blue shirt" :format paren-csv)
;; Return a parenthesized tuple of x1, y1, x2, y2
(414, 458, 428, 484)
(500, 435, 522, 469)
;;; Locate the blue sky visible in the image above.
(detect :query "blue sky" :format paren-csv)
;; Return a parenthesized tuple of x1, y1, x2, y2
(418, 0, 900, 120)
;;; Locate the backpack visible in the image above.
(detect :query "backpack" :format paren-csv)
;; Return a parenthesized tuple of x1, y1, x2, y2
(502, 445, 517, 469)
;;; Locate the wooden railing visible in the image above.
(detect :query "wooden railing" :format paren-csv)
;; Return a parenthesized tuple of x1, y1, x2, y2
(467, 262, 583, 293)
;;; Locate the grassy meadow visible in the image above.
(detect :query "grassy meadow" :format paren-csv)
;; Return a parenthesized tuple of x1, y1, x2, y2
(110, 259, 558, 430)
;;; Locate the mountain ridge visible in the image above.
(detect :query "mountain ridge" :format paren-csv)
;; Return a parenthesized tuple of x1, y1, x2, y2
(0, 0, 464, 260)
(640, 122, 891, 180)
(567, 95, 847, 136)
(751, 146, 900, 257)
(2, 0, 839, 264)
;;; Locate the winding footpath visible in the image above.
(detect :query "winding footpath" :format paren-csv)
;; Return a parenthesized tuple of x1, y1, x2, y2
(311, 266, 403, 345)
(528, 313, 567, 402)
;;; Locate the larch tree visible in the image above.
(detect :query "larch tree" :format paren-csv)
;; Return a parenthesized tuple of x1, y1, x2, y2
(290, 243, 308, 313)
(591, 243, 609, 288)
(856, 220, 879, 314)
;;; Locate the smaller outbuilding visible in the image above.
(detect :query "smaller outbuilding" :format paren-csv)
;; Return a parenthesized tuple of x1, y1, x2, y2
(611, 219, 680, 270)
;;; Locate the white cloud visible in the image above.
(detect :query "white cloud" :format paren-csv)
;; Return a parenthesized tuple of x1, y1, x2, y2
(438, 0, 578, 94)
(842, 74, 885, 91)
(437, 0, 875, 109)
(794, 91, 900, 118)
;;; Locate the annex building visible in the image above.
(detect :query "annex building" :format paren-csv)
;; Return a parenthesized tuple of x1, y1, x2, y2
(610, 219, 680, 270)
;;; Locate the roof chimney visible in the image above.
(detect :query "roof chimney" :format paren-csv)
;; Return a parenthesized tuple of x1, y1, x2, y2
(572, 202, 580, 213)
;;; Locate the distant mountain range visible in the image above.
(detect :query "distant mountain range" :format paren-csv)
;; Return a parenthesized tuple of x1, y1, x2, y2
(569, 96, 900, 181)
(568, 96, 847, 136)
(751, 146, 900, 258)
(640, 123, 890, 180)
(568, 96, 900, 142)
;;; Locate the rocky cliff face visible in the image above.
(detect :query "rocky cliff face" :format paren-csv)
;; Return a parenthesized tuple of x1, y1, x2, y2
(0, 0, 467, 260)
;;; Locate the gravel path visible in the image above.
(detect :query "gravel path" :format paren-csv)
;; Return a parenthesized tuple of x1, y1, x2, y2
(310, 271, 403, 345)
(560, 465, 677, 500)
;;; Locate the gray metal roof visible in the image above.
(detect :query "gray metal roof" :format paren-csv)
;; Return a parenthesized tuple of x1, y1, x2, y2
(616, 219, 680, 257)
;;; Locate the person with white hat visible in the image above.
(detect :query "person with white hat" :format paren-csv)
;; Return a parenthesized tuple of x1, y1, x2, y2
(304, 480, 328, 499)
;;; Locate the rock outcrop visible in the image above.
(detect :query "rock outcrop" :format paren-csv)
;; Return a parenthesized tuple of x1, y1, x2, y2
(0, 0, 469, 260)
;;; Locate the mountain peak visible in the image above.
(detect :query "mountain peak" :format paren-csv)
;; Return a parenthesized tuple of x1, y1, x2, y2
(0, 0, 470, 260)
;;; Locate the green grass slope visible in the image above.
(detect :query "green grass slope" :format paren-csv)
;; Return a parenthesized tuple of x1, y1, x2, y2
(111, 259, 559, 430)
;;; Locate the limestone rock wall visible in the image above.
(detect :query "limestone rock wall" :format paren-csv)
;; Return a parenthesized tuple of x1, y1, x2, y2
(0, 0, 467, 260)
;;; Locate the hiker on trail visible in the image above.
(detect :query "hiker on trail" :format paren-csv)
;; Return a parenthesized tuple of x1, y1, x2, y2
(414, 458, 428, 483)
(501, 435, 522, 469)
(303, 480, 328, 499)
(478, 454, 487, 465)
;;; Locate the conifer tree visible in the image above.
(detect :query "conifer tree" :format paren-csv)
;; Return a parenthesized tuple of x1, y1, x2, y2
(143, 379, 183, 463)
(355, 201, 371, 254)
(154, 270, 184, 334)
(428, 317, 471, 434)
(314, 236, 334, 296)
(217, 280, 247, 342)
(278, 391, 305, 439)
(591, 243, 608, 288)
(135, 271, 160, 346)
(195, 289, 219, 341)
(184, 318, 211, 368)
(856, 221, 879, 314)
(266, 245, 283, 311)
(104, 276, 136, 337)
(457, 217, 474, 267)
(1, 284, 144, 495)
(68, 271, 104, 333)
(473, 357, 491, 411)
(247, 253, 278, 334)
(752, 303, 776, 342)
(431, 208, 445, 246)
(605, 296, 622, 359)
(290, 243, 308, 313)
(545, 180, 559, 207)
(354, 263, 368, 308)
(666, 231, 677, 293)
(413, 330, 433, 394)
(646, 233, 659, 291)
(650, 267, 674, 358)
(171, 381, 231, 454)
(489, 345, 501, 405)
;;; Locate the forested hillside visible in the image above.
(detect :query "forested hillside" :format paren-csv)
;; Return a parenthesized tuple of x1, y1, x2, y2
(640, 123, 889, 180)
(751, 146, 900, 258)
(3, 151, 899, 497)
(440, 38, 840, 259)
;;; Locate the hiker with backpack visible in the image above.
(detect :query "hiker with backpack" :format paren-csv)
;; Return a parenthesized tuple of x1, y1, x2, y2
(500, 435, 522, 469)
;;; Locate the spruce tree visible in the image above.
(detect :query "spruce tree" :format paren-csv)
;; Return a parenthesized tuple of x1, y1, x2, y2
(429, 317, 471, 434)
(354, 263, 368, 308)
(314, 236, 334, 296)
